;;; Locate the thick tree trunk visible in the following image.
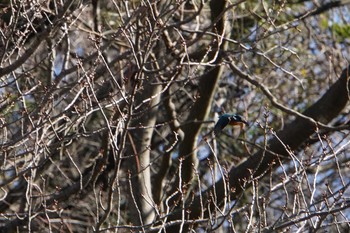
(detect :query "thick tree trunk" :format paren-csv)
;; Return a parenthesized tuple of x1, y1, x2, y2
(127, 80, 162, 226)
(177, 0, 228, 187)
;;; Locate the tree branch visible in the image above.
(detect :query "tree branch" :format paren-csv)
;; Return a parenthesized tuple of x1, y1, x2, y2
(180, 65, 350, 225)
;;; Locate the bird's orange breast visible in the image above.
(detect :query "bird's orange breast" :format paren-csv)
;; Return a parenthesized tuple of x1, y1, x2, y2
(229, 121, 245, 129)
(229, 121, 244, 126)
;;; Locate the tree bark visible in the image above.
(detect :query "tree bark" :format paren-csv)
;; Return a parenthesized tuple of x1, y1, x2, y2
(127, 80, 162, 225)
(177, 0, 228, 186)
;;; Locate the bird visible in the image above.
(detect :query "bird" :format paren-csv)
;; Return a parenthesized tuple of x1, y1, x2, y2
(214, 113, 248, 136)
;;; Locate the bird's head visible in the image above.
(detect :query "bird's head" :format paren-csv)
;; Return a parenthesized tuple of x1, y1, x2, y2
(228, 114, 249, 129)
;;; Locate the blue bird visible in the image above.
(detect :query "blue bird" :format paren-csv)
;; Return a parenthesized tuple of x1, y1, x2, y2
(214, 113, 248, 136)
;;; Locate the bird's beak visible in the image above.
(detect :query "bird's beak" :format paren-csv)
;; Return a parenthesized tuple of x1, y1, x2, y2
(242, 120, 249, 126)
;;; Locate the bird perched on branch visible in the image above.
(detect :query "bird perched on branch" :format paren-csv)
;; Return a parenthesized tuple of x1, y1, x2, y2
(214, 113, 248, 136)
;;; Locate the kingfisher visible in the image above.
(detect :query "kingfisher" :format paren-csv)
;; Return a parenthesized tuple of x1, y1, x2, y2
(214, 113, 249, 136)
